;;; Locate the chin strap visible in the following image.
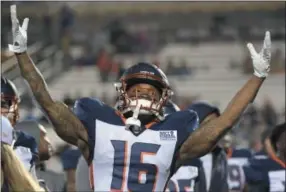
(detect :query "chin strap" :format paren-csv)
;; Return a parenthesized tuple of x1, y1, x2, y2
(125, 104, 142, 134)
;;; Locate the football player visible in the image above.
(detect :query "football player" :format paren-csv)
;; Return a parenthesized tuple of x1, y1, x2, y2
(188, 102, 229, 192)
(15, 121, 53, 191)
(222, 134, 252, 192)
(1, 77, 39, 179)
(164, 101, 207, 192)
(60, 145, 81, 191)
(76, 155, 93, 192)
(243, 123, 285, 192)
(10, 4, 271, 191)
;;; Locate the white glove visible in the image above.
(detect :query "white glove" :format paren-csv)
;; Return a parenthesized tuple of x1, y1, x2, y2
(8, 5, 29, 53)
(247, 31, 271, 78)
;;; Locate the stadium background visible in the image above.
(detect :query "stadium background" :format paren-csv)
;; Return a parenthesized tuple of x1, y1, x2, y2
(1, 1, 285, 190)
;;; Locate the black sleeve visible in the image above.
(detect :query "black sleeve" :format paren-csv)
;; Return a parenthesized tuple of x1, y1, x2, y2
(194, 165, 207, 192)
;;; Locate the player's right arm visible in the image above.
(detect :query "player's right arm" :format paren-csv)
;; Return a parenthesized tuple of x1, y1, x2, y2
(179, 31, 271, 161)
(8, 5, 89, 159)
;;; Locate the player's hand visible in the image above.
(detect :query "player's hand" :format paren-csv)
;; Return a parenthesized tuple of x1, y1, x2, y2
(8, 5, 29, 53)
(247, 31, 271, 78)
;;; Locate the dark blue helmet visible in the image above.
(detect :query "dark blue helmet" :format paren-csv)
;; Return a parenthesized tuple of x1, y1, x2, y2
(1, 77, 20, 125)
(121, 62, 171, 92)
(1, 77, 19, 97)
(188, 102, 220, 124)
(163, 100, 180, 116)
(115, 62, 173, 120)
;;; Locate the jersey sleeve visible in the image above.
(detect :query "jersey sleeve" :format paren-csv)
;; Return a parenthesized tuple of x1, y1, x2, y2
(186, 109, 199, 133)
(73, 97, 103, 129)
(73, 97, 103, 162)
(60, 148, 81, 170)
(73, 97, 116, 162)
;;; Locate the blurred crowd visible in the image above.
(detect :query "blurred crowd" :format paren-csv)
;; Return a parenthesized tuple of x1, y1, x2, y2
(1, 2, 285, 192)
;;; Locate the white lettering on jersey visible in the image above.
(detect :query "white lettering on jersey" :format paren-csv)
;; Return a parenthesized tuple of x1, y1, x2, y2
(92, 120, 177, 192)
(269, 170, 285, 192)
(14, 146, 33, 171)
(166, 166, 198, 192)
(200, 153, 213, 191)
(227, 158, 248, 191)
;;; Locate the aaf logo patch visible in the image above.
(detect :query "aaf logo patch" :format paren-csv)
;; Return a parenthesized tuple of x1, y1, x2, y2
(160, 131, 177, 141)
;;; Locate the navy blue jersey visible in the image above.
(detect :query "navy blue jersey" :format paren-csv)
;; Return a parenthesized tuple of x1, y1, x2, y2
(243, 153, 285, 192)
(208, 146, 228, 192)
(200, 146, 228, 192)
(166, 158, 207, 192)
(73, 97, 199, 192)
(14, 130, 38, 171)
(60, 146, 81, 170)
(225, 148, 252, 191)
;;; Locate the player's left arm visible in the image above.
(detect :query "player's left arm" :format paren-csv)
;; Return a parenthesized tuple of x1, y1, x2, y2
(179, 31, 271, 161)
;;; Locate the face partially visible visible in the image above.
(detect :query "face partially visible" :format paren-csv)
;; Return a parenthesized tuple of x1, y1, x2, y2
(126, 83, 161, 102)
(276, 130, 286, 158)
(1, 98, 18, 126)
(38, 125, 53, 161)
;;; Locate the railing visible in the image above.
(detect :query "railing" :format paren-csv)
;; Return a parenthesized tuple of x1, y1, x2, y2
(2, 42, 62, 108)
(2, 42, 43, 74)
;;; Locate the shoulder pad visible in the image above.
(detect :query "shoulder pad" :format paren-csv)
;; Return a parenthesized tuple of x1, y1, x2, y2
(167, 109, 199, 132)
(73, 97, 104, 113)
(73, 97, 105, 126)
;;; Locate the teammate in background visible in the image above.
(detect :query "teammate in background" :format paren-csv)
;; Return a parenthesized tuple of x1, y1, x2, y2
(15, 121, 53, 191)
(1, 116, 44, 192)
(222, 133, 252, 192)
(243, 123, 286, 192)
(188, 102, 229, 192)
(261, 129, 278, 159)
(1, 77, 39, 180)
(60, 145, 81, 192)
(218, 131, 253, 192)
(164, 101, 207, 192)
(76, 155, 93, 192)
(253, 129, 273, 156)
(10, 4, 271, 191)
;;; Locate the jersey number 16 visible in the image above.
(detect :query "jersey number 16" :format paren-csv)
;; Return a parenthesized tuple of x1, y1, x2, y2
(111, 140, 161, 192)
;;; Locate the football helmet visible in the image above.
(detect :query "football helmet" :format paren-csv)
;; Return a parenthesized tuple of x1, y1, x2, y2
(114, 62, 173, 120)
(1, 77, 20, 126)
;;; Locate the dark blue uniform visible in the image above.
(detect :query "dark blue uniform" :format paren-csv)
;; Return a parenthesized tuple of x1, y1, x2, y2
(243, 151, 285, 192)
(225, 148, 252, 191)
(60, 147, 81, 171)
(14, 130, 38, 172)
(1, 130, 39, 192)
(166, 158, 207, 192)
(73, 97, 199, 192)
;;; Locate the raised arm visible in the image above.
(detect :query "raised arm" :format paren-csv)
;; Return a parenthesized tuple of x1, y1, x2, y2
(179, 31, 271, 161)
(8, 5, 89, 157)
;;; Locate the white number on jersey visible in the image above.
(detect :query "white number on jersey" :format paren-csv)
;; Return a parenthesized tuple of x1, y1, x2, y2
(227, 158, 248, 191)
(166, 166, 198, 192)
(269, 170, 286, 192)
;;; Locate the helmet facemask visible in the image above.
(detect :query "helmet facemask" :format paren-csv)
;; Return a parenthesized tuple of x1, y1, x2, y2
(1, 95, 19, 126)
(115, 74, 173, 121)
